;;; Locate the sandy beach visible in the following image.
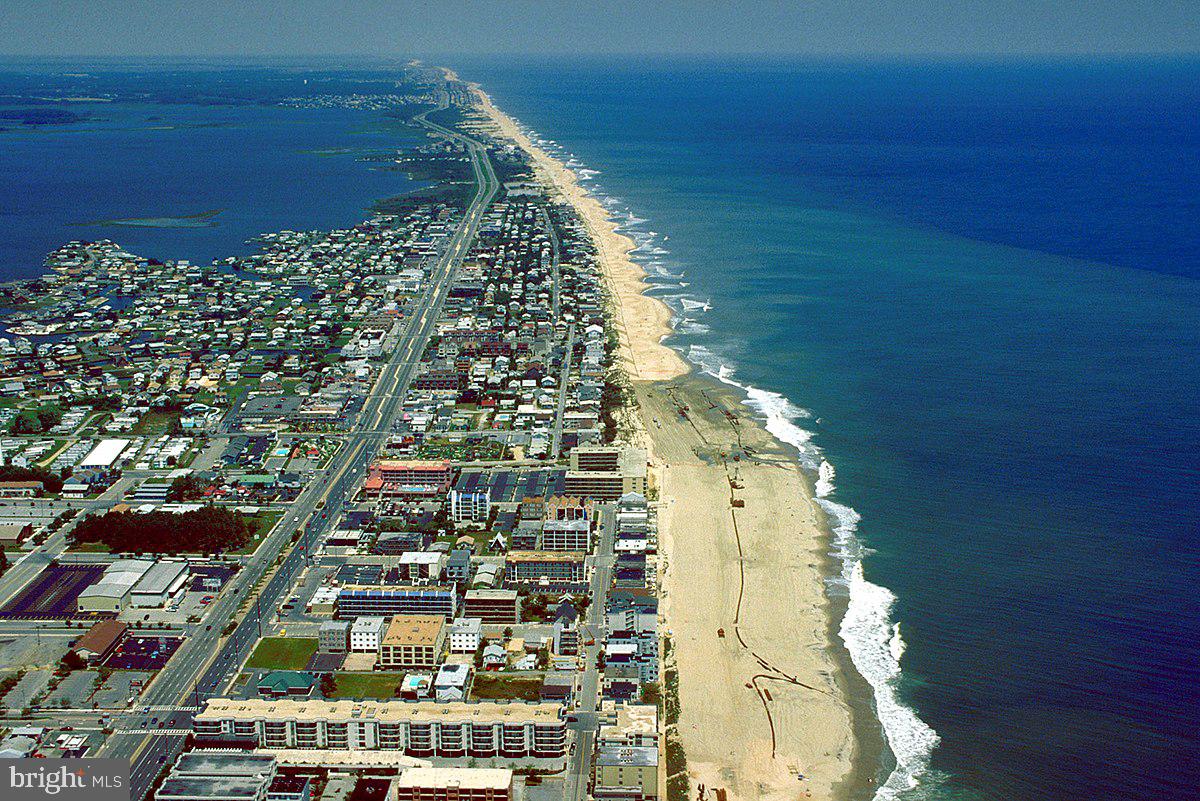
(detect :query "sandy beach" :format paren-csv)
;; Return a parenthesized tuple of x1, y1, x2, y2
(466, 75, 859, 801)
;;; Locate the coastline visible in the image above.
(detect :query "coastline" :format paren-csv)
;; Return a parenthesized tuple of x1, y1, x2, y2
(465, 77, 873, 800)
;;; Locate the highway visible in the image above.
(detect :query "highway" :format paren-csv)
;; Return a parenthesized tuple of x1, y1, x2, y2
(101, 91, 500, 800)
(564, 504, 616, 801)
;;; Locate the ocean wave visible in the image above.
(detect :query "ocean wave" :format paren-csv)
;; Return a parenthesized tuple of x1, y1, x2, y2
(817, 459, 837, 497)
(529, 128, 941, 798)
(683, 343, 940, 800)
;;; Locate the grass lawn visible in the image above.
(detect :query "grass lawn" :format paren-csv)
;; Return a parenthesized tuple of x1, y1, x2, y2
(229, 510, 284, 555)
(470, 673, 542, 701)
(68, 540, 112, 554)
(329, 672, 406, 699)
(245, 637, 318, 670)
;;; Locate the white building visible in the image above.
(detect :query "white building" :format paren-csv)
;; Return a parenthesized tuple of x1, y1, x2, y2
(433, 663, 471, 702)
(448, 617, 482, 653)
(130, 561, 190, 608)
(77, 559, 154, 613)
(79, 438, 130, 470)
(349, 616, 388, 652)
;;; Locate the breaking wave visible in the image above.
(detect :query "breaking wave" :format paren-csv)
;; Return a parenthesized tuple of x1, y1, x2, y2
(519, 115, 941, 799)
(683, 342, 940, 801)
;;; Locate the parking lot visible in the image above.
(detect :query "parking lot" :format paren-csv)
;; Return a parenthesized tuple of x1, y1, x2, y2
(0, 565, 106, 620)
(44, 669, 99, 708)
(93, 670, 151, 708)
(104, 635, 182, 671)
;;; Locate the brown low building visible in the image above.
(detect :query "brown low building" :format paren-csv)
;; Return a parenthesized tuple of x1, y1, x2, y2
(73, 619, 128, 665)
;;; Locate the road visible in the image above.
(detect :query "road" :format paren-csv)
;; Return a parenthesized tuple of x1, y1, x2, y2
(564, 503, 616, 801)
(0, 478, 133, 610)
(550, 324, 576, 459)
(103, 91, 500, 800)
(538, 204, 563, 325)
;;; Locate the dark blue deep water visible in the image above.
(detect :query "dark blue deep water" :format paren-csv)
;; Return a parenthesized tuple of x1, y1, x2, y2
(453, 57, 1200, 801)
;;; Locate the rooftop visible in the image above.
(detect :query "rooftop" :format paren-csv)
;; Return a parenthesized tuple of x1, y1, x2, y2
(197, 697, 563, 725)
(394, 767, 513, 791)
(383, 614, 445, 646)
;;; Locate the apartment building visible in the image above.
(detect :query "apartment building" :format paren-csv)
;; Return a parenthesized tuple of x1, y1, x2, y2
(463, 589, 520, 624)
(379, 615, 446, 670)
(192, 698, 567, 760)
(337, 586, 457, 620)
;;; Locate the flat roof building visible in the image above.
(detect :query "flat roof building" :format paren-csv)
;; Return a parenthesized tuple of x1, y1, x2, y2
(505, 551, 586, 586)
(392, 768, 513, 801)
(156, 752, 277, 801)
(193, 698, 567, 760)
(594, 745, 659, 801)
(337, 585, 457, 620)
(349, 616, 388, 652)
(463, 589, 519, 624)
(380, 615, 446, 670)
(79, 438, 131, 469)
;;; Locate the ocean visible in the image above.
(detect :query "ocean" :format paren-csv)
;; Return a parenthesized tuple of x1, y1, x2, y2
(0, 64, 424, 279)
(2, 57, 1198, 801)
(451, 57, 1200, 800)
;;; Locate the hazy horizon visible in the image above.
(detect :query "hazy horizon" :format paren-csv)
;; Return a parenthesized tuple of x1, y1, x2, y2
(1, 1, 1197, 59)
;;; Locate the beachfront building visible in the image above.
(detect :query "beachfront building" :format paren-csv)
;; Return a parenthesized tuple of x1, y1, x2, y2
(192, 698, 568, 759)
(593, 746, 659, 801)
(563, 445, 647, 500)
(449, 617, 483, 653)
(598, 703, 659, 749)
(349, 616, 388, 652)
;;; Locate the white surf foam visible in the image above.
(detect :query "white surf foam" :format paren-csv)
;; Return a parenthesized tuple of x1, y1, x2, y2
(512, 120, 941, 797)
(817, 459, 837, 497)
(679, 297, 711, 312)
(682, 346, 940, 800)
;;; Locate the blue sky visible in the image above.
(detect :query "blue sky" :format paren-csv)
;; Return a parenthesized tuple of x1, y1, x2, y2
(0, 0, 1196, 57)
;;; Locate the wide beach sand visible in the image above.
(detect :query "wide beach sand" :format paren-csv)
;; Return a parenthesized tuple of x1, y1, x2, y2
(465, 74, 859, 801)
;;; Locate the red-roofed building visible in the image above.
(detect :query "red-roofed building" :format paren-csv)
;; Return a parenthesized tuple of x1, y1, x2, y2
(364, 460, 452, 499)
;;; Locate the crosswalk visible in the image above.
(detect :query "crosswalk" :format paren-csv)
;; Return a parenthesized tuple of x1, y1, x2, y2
(115, 729, 191, 736)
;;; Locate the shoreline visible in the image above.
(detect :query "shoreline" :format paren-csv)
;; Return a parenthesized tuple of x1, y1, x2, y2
(465, 77, 879, 800)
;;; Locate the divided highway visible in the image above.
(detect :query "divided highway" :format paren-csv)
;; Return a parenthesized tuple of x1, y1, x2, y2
(104, 94, 499, 800)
